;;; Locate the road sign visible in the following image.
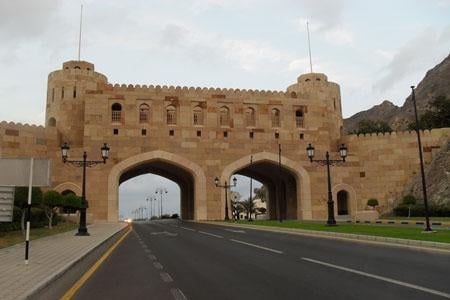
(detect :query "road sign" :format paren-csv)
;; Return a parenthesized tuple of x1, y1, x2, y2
(0, 158, 50, 186)
(0, 186, 14, 222)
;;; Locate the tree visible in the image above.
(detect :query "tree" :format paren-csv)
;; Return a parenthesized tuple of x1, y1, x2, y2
(62, 193, 81, 216)
(355, 120, 392, 135)
(367, 198, 379, 209)
(253, 186, 267, 202)
(239, 197, 257, 221)
(14, 187, 43, 234)
(408, 95, 450, 130)
(402, 194, 417, 218)
(42, 190, 63, 229)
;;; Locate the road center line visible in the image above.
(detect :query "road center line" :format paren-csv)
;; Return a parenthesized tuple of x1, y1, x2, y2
(301, 257, 450, 299)
(179, 226, 196, 231)
(160, 272, 174, 283)
(230, 239, 283, 254)
(171, 288, 188, 300)
(153, 262, 163, 270)
(198, 231, 224, 238)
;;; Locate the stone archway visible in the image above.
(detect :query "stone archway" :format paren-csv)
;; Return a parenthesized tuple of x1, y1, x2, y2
(221, 152, 312, 220)
(54, 182, 81, 196)
(107, 150, 207, 222)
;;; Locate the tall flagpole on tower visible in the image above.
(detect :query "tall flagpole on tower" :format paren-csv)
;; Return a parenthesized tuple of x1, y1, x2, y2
(306, 20, 313, 73)
(78, 4, 83, 61)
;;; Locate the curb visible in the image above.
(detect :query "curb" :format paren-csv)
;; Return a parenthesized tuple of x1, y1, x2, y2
(346, 219, 448, 227)
(201, 221, 450, 253)
(25, 224, 129, 299)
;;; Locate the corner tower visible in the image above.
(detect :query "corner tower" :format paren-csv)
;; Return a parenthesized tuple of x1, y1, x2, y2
(287, 73, 343, 145)
(45, 61, 108, 146)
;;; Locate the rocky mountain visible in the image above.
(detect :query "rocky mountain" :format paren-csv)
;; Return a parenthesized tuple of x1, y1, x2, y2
(344, 53, 450, 133)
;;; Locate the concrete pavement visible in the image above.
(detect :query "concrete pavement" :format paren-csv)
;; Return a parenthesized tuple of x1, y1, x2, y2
(0, 222, 128, 300)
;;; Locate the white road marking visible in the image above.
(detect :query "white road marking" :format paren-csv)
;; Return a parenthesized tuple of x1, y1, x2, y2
(144, 249, 151, 253)
(230, 239, 283, 254)
(170, 224, 179, 228)
(224, 229, 246, 233)
(148, 254, 157, 260)
(198, 231, 224, 238)
(301, 257, 450, 299)
(150, 231, 178, 237)
(179, 226, 196, 231)
(153, 262, 163, 270)
(171, 288, 188, 300)
(160, 272, 174, 283)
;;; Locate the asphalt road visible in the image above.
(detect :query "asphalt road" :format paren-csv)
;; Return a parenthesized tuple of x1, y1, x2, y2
(67, 220, 450, 300)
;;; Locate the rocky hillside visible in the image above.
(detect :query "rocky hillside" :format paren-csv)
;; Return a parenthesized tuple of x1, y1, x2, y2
(344, 53, 450, 133)
(406, 140, 450, 206)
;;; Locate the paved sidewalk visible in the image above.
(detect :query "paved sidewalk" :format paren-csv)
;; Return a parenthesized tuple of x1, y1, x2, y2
(0, 222, 128, 300)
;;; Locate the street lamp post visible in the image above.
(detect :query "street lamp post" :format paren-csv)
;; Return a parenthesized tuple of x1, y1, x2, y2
(215, 177, 237, 221)
(155, 188, 168, 218)
(410, 86, 432, 232)
(61, 142, 110, 236)
(146, 197, 150, 221)
(306, 143, 347, 226)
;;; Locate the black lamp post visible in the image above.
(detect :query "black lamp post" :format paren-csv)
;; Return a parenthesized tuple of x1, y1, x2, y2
(410, 86, 432, 232)
(306, 143, 348, 226)
(215, 176, 237, 221)
(61, 142, 110, 236)
(155, 188, 168, 218)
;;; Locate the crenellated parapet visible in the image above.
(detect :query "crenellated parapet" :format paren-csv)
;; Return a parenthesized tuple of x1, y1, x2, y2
(0, 121, 58, 158)
(100, 83, 289, 99)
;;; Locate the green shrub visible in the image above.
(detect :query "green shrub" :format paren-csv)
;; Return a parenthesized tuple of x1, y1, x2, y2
(393, 204, 450, 217)
(367, 198, 379, 208)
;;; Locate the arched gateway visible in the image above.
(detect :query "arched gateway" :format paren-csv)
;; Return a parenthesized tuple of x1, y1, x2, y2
(107, 150, 207, 222)
(8, 60, 432, 222)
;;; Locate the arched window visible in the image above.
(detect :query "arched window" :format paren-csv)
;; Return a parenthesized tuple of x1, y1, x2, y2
(271, 108, 280, 127)
(295, 109, 304, 128)
(219, 106, 230, 127)
(48, 117, 56, 127)
(111, 103, 122, 122)
(166, 105, 176, 125)
(139, 104, 150, 123)
(193, 106, 203, 125)
(245, 107, 255, 127)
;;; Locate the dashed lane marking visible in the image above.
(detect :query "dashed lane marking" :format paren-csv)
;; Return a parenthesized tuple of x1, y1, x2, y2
(179, 226, 196, 231)
(171, 288, 188, 300)
(148, 254, 157, 260)
(144, 249, 151, 253)
(301, 257, 450, 299)
(160, 272, 174, 283)
(198, 231, 224, 238)
(224, 229, 246, 233)
(230, 239, 283, 254)
(153, 262, 163, 270)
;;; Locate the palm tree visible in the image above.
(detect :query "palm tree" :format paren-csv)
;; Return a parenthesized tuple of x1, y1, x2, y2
(239, 197, 257, 221)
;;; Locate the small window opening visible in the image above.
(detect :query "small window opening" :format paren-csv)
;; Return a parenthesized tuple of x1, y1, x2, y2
(141, 129, 147, 136)
(316, 78, 321, 81)
(113, 129, 119, 135)
(223, 131, 228, 138)
(300, 133, 304, 140)
(52, 88, 55, 102)
(111, 103, 122, 122)
(61, 87, 64, 99)
(73, 86, 76, 98)
(74, 66, 81, 70)
(249, 132, 254, 139)
(295, 109, 304, 128)
(275, 132, 279, 139)
(197, 130, 202, 137)
(169, 129, 174, 136)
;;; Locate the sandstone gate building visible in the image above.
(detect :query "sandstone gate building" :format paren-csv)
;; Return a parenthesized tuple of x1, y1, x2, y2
(1, 61, 448, 222)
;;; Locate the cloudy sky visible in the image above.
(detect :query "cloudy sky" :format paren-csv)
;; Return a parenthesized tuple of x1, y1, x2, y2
(1, 1, 449, 218)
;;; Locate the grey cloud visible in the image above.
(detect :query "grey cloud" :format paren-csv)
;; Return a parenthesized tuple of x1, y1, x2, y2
(296, 0, 346, 31)
(0, 0, 60, 41)
(160, 23, 189, 47)
(373, 28, 450, 92)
